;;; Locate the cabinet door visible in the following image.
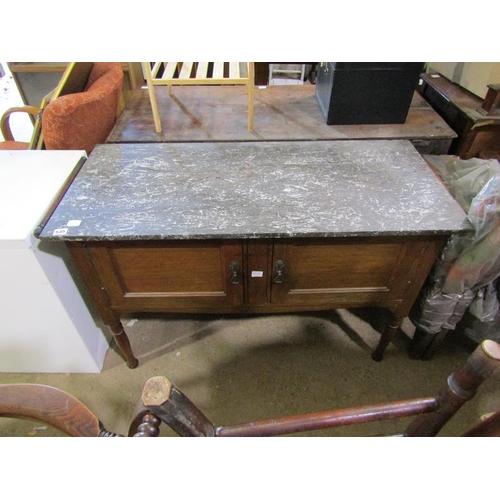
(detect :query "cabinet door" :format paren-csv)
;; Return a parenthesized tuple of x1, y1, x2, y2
(270, 237, 430, 309)
(84, 240, 244, 312)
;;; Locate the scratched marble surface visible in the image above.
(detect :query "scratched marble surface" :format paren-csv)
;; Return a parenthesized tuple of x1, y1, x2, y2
(40, 140, 469, 241)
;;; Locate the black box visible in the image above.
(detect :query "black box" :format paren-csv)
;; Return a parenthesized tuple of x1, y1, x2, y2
(315, 62, 424, 125)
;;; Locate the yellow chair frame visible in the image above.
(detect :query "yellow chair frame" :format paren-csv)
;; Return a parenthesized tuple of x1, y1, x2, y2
(141, 62, 254, 133)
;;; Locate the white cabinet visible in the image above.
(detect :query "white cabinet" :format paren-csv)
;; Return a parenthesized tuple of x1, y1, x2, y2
(0, 150, 109, 373)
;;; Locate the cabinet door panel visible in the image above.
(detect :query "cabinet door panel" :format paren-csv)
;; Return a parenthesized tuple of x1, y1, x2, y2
(113, 246, 224, 293)
(87, 240, 244, 310)
(271, 238, 406, 306)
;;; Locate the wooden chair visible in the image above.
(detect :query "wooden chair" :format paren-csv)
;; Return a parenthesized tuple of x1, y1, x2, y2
(3, 340, 499, 437)
(132, 339, 500, 437)
(141, 62, 255, 133)
(0, 384, 121, 437)
(0, 62, 123, 154)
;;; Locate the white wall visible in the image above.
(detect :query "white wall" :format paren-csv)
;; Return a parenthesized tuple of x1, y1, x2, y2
(426, 62, 500, 99)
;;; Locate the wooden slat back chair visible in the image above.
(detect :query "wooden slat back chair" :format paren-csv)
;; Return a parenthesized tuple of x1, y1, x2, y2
(141, 62, 255, 133)
(2, 340, 499, 437)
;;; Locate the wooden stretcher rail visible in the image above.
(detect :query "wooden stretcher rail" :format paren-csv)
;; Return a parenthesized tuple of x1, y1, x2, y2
(215, 398, 439, 437)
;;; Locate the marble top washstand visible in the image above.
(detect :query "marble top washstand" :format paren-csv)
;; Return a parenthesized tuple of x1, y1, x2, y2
(40, 140, 468, 241)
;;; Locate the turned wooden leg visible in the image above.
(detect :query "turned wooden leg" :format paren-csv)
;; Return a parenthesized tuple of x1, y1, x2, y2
(405, 340, 500, 436)
(109, 322, 139, 369)
(66, 242, 140, 369)
(422, 328, 450, 360)
(372, 315, 403, 362)
(409, 328, 450, 360)
(133, 414, 162, 437)
(408, 328, 436, 359)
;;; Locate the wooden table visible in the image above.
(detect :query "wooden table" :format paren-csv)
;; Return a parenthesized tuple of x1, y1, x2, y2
(107, 85, 456, 156)
(39, 140, 469, 368)
(418, 73, 500, 158)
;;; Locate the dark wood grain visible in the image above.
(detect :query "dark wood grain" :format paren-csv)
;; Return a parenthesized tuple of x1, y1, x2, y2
(419, 73, 500, 158)
(106, 86, 455, 155)
(405, 340, 500, 436)
(0, 384, 102, 437)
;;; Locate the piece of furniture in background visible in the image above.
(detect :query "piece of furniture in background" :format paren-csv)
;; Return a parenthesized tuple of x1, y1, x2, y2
(315, 62, 424, 125)
(254, 63, 318, 86)
(0, 63, 124, 155)
(141, 62, 255, 133)
(0, 105, 39, 150)
(41, 63, 123, 154)
(38, 141, 468, 369)
(418, 73, 500, 159)
(7, 62, 68, 109)
(1, 62, 94, 150)
(268, 63, 306, 85)
(7, 62, 141, 115)
(2, 340, 500, 437)
(0, 150, 109, 374)
(107, 85, 456, 155)
(409, 155, 500, 359)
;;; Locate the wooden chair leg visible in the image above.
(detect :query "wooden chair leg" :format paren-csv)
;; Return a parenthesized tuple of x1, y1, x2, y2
(247, 62, 254, 132)
(408, 328, 450, 360)
(405, 340, 500, 436)
(421, 328, 450, 359)
(141, 376, 215, 437)
(409, 328, 438, 359)
(141, 62, 162, 133)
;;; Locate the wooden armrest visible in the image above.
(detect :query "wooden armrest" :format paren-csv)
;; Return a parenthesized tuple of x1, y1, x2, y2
(1, 105, 39, 141)
(0, 383, 103, 437)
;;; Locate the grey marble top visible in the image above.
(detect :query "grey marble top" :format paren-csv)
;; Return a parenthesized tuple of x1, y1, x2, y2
(40, 140, 469, 241)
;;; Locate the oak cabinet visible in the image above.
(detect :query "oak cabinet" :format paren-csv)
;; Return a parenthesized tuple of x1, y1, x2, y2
(82, 239, 244, 311)
(42, 140, 468, 368)
(69, 234, 443, 326)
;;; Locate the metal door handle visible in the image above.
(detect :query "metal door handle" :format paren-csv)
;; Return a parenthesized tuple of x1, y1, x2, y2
(273, 260, 285, 284)
(230, 261, 240, 284)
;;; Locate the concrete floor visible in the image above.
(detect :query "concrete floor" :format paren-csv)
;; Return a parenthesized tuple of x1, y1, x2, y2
(1, 308, 499, 437)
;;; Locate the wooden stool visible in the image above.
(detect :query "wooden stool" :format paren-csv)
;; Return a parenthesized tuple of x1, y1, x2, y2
(141, 62, 255, 133)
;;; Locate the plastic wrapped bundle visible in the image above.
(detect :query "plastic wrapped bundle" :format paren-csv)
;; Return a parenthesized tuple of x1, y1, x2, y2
(410, 156, 500, 339)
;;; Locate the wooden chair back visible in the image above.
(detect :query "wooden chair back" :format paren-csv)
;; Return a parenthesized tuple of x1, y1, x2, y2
(0, 383, 111, 437)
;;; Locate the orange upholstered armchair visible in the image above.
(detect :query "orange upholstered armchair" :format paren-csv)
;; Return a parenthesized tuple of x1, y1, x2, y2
(0, 62, 123, 154)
